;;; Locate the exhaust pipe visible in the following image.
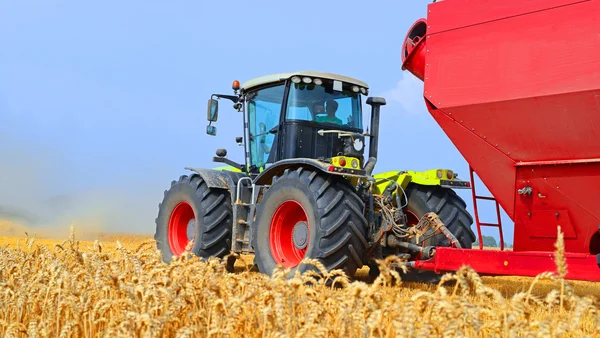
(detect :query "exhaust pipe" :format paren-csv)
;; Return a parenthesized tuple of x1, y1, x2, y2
(364, 97, 386, 176)
(401, 19, 428, 81)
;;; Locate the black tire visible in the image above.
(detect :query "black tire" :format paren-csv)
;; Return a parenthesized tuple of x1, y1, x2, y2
(251, 168, 369, 278)
(399, 182, 476, 283)
(154, 174, 233, 264)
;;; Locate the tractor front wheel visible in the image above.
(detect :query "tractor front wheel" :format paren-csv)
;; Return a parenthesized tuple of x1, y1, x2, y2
(251, 168, 369, 278)
(154, 174, 233, 265)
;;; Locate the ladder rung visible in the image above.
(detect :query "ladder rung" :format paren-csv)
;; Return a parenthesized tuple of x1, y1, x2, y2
(236, 239, 249, 244)
(475, 196, 496, 201)
(479, 222, 501, 227)
(237, 220, 249, 226)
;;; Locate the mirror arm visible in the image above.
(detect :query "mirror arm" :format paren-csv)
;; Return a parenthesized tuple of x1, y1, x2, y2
(212, 156, 245, 171)
(212, 94, 239, 103)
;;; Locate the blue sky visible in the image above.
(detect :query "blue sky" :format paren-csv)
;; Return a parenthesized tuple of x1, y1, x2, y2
(0, 0, 513, 243)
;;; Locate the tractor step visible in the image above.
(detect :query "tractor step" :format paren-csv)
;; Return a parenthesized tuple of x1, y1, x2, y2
(231, 178, 266, 254)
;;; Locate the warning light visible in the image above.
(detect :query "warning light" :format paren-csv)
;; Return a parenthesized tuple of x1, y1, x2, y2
(232, 80, 240, 91)
(339, 157, 347, 167)
(328, 166, 335, 172)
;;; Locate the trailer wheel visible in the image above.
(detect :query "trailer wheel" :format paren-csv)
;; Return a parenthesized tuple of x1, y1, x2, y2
(251, 168, 369, 278)
(400, 182, 476, 283)
(154, 174, 233, 265)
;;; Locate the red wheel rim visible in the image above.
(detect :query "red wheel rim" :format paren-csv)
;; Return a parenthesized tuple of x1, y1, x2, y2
(269, 200, 310, 268)
(168, 202, 195, 255)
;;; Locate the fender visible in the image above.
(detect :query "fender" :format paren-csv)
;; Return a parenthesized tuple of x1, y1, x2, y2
(253, 158, 366, 185)
(184, 166, 248, 200)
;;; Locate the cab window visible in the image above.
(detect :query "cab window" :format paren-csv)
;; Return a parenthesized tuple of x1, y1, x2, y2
(247, 84, 284, 169)
(285, 79, 363, 130)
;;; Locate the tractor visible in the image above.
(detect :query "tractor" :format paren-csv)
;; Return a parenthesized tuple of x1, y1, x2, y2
(154, 71, 476, 282)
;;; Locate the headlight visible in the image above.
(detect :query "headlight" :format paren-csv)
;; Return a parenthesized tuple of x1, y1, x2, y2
(353, 138, 364, 151)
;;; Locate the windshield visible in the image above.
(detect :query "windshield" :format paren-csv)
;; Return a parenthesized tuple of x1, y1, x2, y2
(285, 79, 363, 130)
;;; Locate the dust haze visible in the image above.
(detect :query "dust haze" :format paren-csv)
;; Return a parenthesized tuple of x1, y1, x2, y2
(0, 126, 160, 240)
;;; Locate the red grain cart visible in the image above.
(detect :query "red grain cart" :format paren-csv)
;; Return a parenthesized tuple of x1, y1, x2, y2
(402, 0, 600, 281)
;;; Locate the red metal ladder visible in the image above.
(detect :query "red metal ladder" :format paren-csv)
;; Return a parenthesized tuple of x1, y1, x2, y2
(469, 166, 505, 250)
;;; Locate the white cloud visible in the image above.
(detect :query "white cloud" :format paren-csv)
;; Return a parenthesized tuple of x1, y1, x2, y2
(379, 73, 425, 114)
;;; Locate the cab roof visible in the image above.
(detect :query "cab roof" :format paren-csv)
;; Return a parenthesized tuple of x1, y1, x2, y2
(240, 71, 369, 92)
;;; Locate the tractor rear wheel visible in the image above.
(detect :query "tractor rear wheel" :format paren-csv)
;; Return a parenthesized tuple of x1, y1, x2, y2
(251, 168, 369, 278)
(399, 182, 476, 283)
(154, 174, 233, 265)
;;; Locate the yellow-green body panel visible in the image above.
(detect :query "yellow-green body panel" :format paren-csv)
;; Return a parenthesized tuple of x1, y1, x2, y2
(372, 169, 462, 195)
(213, 165, 242, 173)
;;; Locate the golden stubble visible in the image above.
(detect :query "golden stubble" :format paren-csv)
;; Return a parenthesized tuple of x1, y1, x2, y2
(0, 225, 598, 337)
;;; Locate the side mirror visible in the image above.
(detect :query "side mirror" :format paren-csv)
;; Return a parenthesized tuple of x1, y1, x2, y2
(207, 125, 217, 136)
(236, 136, 243, 146)
(207, 98, 219, 122)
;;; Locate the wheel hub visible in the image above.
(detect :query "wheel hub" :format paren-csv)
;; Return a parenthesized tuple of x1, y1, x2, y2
(186, 219, 196, 241)
(292, 221, 308, 250)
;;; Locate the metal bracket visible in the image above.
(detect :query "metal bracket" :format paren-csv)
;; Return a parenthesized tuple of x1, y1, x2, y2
(518, 186, 533, 196)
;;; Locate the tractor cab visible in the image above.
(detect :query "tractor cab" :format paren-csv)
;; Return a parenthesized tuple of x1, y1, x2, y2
(207, 71, 371, 175)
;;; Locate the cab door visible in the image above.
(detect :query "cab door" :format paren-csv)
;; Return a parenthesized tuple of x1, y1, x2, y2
(247, 83, 285, 172)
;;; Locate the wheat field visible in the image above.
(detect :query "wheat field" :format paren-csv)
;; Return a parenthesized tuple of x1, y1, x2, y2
(1, 221, 599, 337)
